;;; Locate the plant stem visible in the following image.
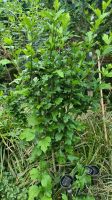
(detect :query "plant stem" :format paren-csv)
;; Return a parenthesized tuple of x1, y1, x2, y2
(98, 56, 108, 142)
(52, 149, 56, 174)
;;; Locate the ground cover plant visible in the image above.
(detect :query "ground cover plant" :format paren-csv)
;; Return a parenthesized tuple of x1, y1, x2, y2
(0, 0, 112, 199)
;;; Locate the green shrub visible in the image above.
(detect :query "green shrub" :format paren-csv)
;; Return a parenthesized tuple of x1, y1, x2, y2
(0, 0, 111, 200)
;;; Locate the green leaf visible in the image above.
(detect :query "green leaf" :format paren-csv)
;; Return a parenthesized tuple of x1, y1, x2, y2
(72, 80, 80, 85)
(41, 196, 52, 200)
(23, 16, 32, 28)
(99, 12, 110, 20)
(106, 72, 112, 77)
(20, 128, 35, 141)
(94, 12, 110, 30)
(55, 97, 63, 105)
(54, 9, 64, 21)
(27, 114, 37, 127)
(55, 133, 63, 141)
(39, 10, 53, 19)
(0, 59, 11, 65)
(62, 194, 68, 200)
(102, 34, 111, 45)
(95, 49, 101, 57)
(94, 8, 101, 17)
(4, 37, 13, 45)
(100, 83, 111, 90)
(86, 31, 93, 42)
(57, 151, 66, 164)
(53, 0, 60, 11)
(55, 70, 64, 78)
(0, 91, 3, 96)
(41, 174, 52, 188)
(28, 185, 40, 200)
(67, 155, 79, 162)
(12, 88, 29, 96)
(30, 168, 40, 180)
(102, 46, 112, 55)
(102, 67, 112, 77)
(61, 13, 70, 29)
(30, 145, 42, 162)
(102, 0, 111, 11)
(38, 137, 51, 153)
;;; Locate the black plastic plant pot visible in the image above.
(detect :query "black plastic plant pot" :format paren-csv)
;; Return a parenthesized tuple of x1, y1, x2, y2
(85, 165, 99, 175)
(60, 175, 73, 188)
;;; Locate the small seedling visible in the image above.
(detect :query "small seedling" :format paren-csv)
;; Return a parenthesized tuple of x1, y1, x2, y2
(60, 165, 99, 199)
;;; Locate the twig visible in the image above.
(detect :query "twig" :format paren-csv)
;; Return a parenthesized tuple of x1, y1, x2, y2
(98, 56, 108, 142)
(52, 149, 56, 174)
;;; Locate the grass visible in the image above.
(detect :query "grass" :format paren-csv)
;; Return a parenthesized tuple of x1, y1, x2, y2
(77, 110, 112, 199)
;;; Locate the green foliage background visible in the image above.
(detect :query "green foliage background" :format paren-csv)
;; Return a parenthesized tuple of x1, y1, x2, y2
(0, 0, 112, 199)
